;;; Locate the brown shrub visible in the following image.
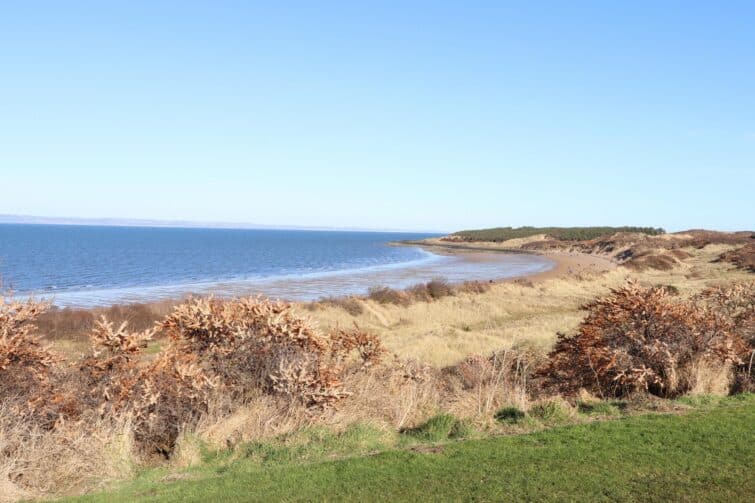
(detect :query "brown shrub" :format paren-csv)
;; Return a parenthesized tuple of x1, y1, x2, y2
(405, 283, 432, 302)
(681, 229, 754, 249)
(73, 315, 212, 456)
(0, 297, 67, 425)
(696, 282, 755, 392)
(623, 253, 678, 271)
(400, 278, 455, 304)
(319, 297, 364, 316)
(367, 286, 410, 306)
(696, 282, 755, 342)
(130, 352, 217, 456)
(1, 295, 385, 459)
(426, 278, 454, 299)
(36, 301, 173, 341)
(101, 302, 167, 332)
(455, 280, 492, 294)
(35, 308, 95, 341)
(330, 325, 384, 366)
(715, 243, 755, 273)
(0, 297, 56, 384)
(444, 349, 541, 416)
(520, 228, 752, 258)
(160, 297, 382, 407)
(78, 317, 159, 412)
(539, 282, 748, 398)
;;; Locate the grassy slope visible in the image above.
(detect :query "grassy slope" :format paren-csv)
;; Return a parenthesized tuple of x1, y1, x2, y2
(451, 226, 665, 242)
(72, 395, 755, 502)
(310, 246, 752, 366)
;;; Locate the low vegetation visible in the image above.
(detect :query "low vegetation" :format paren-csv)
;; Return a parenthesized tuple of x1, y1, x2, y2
(368, 279, 456, 306)
(540, 282, 750, 398)
(440, 226, 754, 273)
(448, 226, 665, 242)
(1, 270, 753, 500)
(716, 242, 755, 272)
(2, 232, 754, 501)
(0, 295, 385, 499)
(68, 395, 755, 502)
(36, 301, 174, 341)
(302, 278, 491, 315)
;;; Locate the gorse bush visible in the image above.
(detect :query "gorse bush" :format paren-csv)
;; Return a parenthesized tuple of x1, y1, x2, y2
(160, 297, 383, 407)
(0, 297, 56, 398)
(696, 282, 755, 391)
(696, 282, 754, 345)
(1, 295, 384, 459)
(540, 282, 750, 398)
(0, 296, 64, 426)
(75, 315, 214, 455)
(0, 297, 78, 428)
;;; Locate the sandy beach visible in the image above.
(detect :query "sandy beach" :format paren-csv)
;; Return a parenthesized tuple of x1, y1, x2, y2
(402, 239, 617, 284)
(44, 243, 557, 307)
(507, 251, 616, 281)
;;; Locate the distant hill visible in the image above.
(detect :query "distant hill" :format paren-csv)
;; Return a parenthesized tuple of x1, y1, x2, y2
(448, 226, 666, 242)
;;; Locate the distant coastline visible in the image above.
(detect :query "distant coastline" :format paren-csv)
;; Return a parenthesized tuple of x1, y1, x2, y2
(0, 214, 444, 234)
(392, 238, 537, 255)
(0, 224, 553, 307)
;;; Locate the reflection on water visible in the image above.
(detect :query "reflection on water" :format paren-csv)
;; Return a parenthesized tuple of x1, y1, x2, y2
(45, 250, 553, 307)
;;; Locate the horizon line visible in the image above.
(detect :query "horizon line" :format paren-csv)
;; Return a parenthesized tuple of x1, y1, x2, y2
(0, 214, 448, 235)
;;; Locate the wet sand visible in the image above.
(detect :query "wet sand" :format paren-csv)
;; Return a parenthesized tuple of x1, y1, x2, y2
(45, 246, 555, 307)
(42, 238, 616, 307)
(402, 240, 617, 283)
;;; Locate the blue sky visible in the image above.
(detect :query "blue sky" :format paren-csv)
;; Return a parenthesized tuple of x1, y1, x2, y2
(1, 1, 753, 232)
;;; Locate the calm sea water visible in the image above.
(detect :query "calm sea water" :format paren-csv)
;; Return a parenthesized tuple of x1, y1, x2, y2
(0, 224, 552, 307)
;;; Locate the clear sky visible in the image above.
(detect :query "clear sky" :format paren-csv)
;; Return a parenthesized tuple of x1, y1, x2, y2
(1, 1, 753, 232)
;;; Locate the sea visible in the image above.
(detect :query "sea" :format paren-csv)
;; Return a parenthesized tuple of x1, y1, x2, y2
(0, 224, 553, 307)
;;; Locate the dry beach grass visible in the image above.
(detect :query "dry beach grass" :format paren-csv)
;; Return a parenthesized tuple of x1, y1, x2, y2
(1, 229, 753, 501)
(306, 243, 750, 366)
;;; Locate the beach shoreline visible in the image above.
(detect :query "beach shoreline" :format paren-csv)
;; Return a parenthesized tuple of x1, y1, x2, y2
(36, 243, 557, 308)
(393, 238, 617, 284)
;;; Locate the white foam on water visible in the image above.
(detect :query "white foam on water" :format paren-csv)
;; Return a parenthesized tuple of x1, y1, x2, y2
(30, 248, 553, 308)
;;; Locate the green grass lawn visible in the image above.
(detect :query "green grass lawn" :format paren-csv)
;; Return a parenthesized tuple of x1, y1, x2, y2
(70, 395, 754, 502)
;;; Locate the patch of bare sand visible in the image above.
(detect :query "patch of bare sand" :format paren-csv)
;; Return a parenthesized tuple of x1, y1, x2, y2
(508, 251, 616, 282)
(409, 240, 617, 283)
